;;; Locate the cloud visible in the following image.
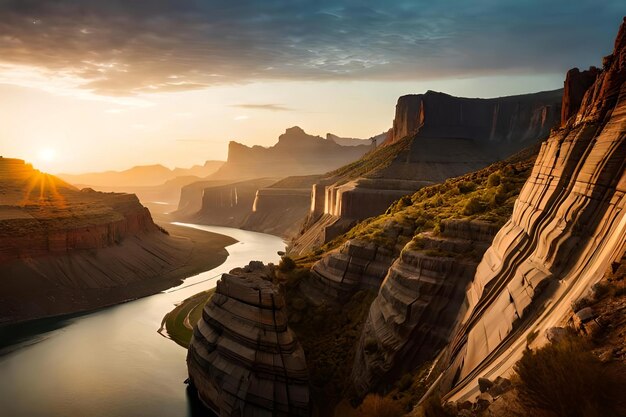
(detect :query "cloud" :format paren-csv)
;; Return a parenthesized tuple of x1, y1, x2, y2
(0, 1, 621, 97)
(232, 103, 294, 111)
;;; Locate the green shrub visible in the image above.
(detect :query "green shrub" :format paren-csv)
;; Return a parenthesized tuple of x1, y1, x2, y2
(615, 285, 626, 297)
(515, 336, 626, 417)
(487, 172, 501, 187)
(526, 330, 539, 345)
(457, 181, 476, 194)
(462, 197, 483, 215)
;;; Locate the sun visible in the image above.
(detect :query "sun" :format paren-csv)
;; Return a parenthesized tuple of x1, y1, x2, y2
(38, 147, 57, 163)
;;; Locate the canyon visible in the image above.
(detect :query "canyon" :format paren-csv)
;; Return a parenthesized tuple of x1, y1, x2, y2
(180, 19, 625, 416)
(289, 89, 563, 255)
(173, 127, 374, 236)
(0, 158, 234, 324)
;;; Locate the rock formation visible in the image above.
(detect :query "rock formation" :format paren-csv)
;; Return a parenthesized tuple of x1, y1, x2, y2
(326, 131, 389, 147)
(242, 175, 321, 237)
(0, 158, 221, 323)
(187, 262, 309, 416)
(209, 126, 371, 181)
(439, 18, 626, 402)
(387, 90, 562, 145)
(173, 127, 374, 236)
(305, 239, 398, 302)
(351, 220, 499, 395)
(189, 178, 279, 228)
(290, 90, 562, 255)
(561, 67, 600, 124)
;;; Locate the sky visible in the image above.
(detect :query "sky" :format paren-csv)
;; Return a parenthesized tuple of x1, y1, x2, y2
(0, 0, 622, 174)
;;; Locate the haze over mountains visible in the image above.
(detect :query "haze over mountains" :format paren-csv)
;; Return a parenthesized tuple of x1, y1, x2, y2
(59, 160, 224, 187)
(208, 126, 373, 180)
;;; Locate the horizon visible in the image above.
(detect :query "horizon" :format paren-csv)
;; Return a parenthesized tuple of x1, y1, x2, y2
(0, 1, 621, 174)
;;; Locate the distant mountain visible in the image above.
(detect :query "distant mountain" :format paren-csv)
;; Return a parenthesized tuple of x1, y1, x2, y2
(59, 160, 224, 187)
(326, 131, 389, 147)
(209, 126, 372, 180)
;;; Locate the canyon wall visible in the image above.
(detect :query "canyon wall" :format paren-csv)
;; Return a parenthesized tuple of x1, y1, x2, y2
(0, 192, 157, 263)
(440, 18, 626, 402)
(242, 187, 311, 237)
(351, 220, 499, 396)
(387, 89, 562, 145)
(0, 158, 223, 323)
(187, 263, 309, 416)
(182, 178, 278, 228)
(174, 127, 375, 236)
(291, 90, 562, 255)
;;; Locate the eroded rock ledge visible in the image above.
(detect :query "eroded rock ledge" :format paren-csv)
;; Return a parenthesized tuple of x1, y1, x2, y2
(187, 262, 310, 416)
(351, 219, 500, 395)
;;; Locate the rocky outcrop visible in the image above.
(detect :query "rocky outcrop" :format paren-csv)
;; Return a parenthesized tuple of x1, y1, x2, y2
(351, 220, 499, 395)
(304, 239, 399, 302)
(387, 89, 562, 145)
(184, 178, 279, 228)
(561, 67, 600, 124)
(187, 262, 309, 416)
(320, 178, 435, 220)
(239, 175, 321, 237)
(210, 126, 371, 181)
(440, 18, 626, 401)
(291, 90, 562, 255)
(0, 159, 158, 263)
(0, 157, 231, 324)
(175, 179, 232, 216)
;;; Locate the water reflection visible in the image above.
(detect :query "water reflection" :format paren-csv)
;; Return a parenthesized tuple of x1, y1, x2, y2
(0, 224, 284, 417)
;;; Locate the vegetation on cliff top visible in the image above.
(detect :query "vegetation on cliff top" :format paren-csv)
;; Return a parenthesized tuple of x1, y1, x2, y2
(322, 145, 539, 253)
(325, 135, 412, 181)
(280, 267, 376, 415)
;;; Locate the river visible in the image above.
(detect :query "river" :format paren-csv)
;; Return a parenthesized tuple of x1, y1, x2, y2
(0, 223, 285, 417)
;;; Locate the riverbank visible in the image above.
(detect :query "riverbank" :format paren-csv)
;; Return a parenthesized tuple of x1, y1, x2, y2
(0, 222, 236, 325)
(159, 288, 216, 348)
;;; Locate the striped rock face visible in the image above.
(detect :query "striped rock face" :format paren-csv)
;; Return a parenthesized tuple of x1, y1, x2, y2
(187, 266, 309, 417)
(441, 17, 626, 400)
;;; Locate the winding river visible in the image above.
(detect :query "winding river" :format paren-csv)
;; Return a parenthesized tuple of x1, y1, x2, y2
(0, 223, 285, 417)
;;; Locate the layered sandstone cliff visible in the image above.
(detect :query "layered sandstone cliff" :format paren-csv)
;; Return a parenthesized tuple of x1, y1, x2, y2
(351, 220, 499, 396)
(0, 158, 224, 323)
(186, 178, 279, 228)
(174, 127, 373, 236)
(439, 18, 626, 402)
(290, 90, 562, 255)
(187, 262, 309, 416)
(242, 175, 321, 237)
(388, 89, 562, 145)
